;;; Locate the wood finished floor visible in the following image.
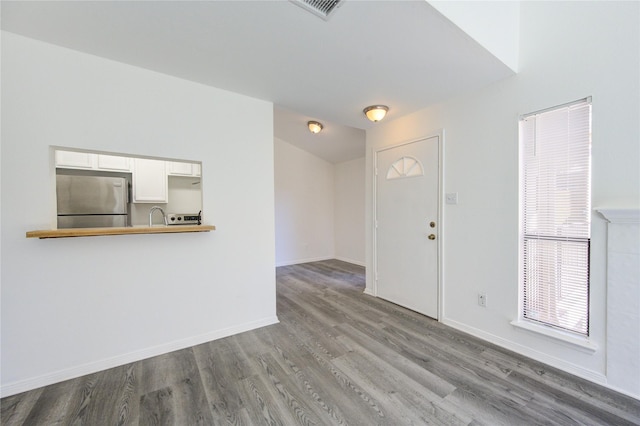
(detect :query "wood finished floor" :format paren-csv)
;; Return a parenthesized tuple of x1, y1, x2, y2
(2, 259, 639, 425)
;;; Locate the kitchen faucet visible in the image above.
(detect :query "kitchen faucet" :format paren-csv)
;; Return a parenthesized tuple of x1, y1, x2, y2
(149, 206, 168, 227)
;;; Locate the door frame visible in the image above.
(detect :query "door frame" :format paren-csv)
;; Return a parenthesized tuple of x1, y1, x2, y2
(372, 131, 445, 321)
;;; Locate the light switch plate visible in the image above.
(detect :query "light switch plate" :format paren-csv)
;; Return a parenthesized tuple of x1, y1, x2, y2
(446, 192, 458, 205)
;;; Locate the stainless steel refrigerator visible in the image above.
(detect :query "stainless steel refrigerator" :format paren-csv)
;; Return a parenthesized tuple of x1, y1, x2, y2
(56, 174, 130, 228)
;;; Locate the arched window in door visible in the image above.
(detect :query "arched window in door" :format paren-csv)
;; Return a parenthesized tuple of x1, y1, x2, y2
(386, 156, 424, 180)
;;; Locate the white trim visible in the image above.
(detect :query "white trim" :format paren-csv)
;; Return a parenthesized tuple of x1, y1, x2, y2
(335, 256, 366, 267)
(441, 317, 607, 386)
(372, 131, 444, 320)
(437, 130, 445, 320)
(519, 96, 592, 120)
(277, 257, 365, 268)
(1, 316, 279, 398)
(371, 149, 378, 296)
(510, 319, 598, 353)
(603, 382, 640, 401)
(595, 208, 640, 224)
(275, 256, 334, 267)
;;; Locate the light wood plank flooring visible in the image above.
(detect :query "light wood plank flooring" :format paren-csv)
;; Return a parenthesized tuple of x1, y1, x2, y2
(2, 260, 639, 425)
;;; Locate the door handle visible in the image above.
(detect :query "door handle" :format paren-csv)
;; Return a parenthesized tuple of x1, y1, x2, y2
(428, 234, 436, 240)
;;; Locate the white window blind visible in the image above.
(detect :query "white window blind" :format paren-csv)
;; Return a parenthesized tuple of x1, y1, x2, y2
(520, 98, 592, 336)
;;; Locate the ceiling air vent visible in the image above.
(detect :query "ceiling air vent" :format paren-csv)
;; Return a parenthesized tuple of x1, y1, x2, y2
(290, 0, 343, 21)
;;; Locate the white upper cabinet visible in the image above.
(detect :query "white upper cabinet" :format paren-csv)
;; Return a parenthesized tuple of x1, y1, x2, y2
(55, 149, 198, 204)
(132, 158, 168, 203)
(167, 161, 193, 176)
(167, 161, 201, 177)
(193, 163, 202, 177)
(55, 150, 131, 172)
(96, 154, 131, 172)
(55, 151, 95, 169)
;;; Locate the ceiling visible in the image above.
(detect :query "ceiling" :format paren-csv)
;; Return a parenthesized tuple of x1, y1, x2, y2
(1, 0, 514, 163)
(274, 106, 366, 163)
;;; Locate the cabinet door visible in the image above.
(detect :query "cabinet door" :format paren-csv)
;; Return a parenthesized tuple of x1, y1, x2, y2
(97, 154, 131, 171)
(55, 151, 95, 169)
(167, 161, 193, 176)
(133, 158, 167, 203)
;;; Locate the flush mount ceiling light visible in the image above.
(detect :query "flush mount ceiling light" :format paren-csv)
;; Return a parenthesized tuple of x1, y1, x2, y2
(363, 105, 389, 122)
(308, 120, 323, 134)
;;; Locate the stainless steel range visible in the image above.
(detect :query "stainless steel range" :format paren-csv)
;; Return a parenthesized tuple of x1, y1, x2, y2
(166, 212, 201, 225)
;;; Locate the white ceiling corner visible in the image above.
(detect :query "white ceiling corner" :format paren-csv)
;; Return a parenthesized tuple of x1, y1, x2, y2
(428, 0, 520, 72)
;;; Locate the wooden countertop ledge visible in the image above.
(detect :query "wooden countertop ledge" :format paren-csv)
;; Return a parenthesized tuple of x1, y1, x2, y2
(26, 225, 216, 239)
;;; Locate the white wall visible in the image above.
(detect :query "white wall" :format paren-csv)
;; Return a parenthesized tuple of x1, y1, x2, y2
(1, 32, 277, 396)
(428, 1, 520, 72)
(334, 157, 365, 266)
(274, 139, 366, 267)
(274, 138, 335, 266)
(365, 2, 639, 397)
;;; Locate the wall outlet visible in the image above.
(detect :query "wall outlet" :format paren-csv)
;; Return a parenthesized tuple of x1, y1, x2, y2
(478, 293, 487, 307)
(446, 192, 458, 205)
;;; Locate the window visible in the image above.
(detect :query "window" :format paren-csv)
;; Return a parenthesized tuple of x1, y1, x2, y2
(519, 98, 592, 336)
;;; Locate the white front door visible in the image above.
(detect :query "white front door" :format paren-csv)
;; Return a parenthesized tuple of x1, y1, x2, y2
(375, 136, 439, 318)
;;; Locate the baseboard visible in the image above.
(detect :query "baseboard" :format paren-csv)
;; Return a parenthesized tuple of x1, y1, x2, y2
(363, 287, 375, 296)
(276, 257, 365, 268)
(602, 382, 640, 401)
(276, 256, 334, 267)
(335, 256, 366, 267)
(1, 316, 279, 398)
(440, 317, 609, 387)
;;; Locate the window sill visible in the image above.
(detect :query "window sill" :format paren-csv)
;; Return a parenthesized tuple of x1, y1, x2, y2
(510, 319, 598, 354)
